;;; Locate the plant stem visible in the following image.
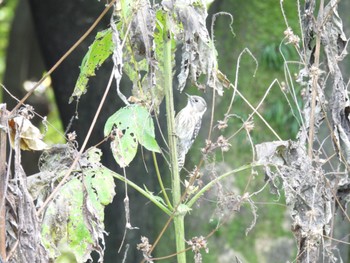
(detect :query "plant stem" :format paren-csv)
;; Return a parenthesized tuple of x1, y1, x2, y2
(152, 152, 172, 210)
(163, 13, 186, 263)
(187, 163, 253, 208)
(109, 167, 171, 215)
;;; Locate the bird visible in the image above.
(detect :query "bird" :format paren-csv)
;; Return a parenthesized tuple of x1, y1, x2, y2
(175, 94, 207, 170)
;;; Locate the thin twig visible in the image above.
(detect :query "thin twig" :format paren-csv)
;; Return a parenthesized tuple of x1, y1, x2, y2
(232, 85, 282, 141)
(151, 247, 191, 261)
(152, 152, 172, 209)
(225, 48, 258, 117)
(207, 12, 234, 140)
(37, 68, 115, 216)
(1, 84, 67, 141)
(154, 112, 169, 149)
(10, 0, 117, 115)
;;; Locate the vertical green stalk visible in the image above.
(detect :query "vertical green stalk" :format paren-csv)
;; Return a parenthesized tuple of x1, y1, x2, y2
(163, 13, 186, 263)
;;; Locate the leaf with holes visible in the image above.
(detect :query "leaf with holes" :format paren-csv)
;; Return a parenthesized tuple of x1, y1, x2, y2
(41, 165, 116, 262)
(104, 104, 160, 167)
(70, 28, 113, 103)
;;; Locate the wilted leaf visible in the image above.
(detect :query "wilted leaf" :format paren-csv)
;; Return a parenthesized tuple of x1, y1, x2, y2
(167, 0, 223, 95)
(8, 116, 48, 151)
(104, 104, 160, 167)
(120, 0, 163, 111)
(41, 167, 115, 262)
(6, 130, 49, 262)
(256, 140, 332, 262)
(26, 146, 116, 262)
(322, 0, 347, 74)
(321, 0, 350, 166)
(111, 12, 129, 105)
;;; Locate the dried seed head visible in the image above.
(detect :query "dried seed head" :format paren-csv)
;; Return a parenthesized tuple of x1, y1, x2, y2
(217, 119, 228, 130)
(216, 135, 231, 152)
(284, 27, 300, 46)
(243, 120, 254, 133)
(137, 236, 153, 262)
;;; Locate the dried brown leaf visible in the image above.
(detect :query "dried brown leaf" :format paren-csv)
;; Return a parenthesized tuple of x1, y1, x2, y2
(8, 116, 48, 151)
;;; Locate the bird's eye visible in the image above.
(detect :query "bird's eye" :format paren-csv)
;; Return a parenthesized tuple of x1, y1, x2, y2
(194, 98, 198, 103)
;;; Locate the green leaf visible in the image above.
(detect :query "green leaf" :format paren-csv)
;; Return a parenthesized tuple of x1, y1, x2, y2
(110, 133, 138, 168)
(87, 169, 116, 205)
(141, 131, 161, 152)
(119, 0, 133, 21)
(84, 168, 116, 211)
(70, 29, 113, 102)
(123, 58, 148, 87)
(104, 104, 161, 167)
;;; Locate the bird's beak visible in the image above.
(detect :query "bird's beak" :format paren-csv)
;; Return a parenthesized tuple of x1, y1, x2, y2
(185, 93, 190, 98)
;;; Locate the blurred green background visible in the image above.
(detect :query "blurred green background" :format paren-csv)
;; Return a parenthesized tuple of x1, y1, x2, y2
(0, 0, 17, 83)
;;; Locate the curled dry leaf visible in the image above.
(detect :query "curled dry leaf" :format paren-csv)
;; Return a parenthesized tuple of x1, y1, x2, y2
(256, 140, 333, 262)
(8, 116, 48, 151)
(166, 0, 224, 95)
